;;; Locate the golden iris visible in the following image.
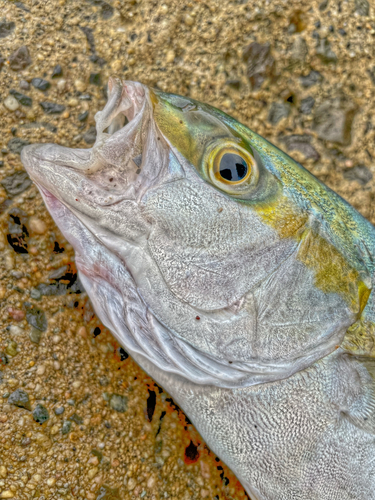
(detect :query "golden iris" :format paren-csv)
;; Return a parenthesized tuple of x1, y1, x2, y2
(206, 142, 258, 194)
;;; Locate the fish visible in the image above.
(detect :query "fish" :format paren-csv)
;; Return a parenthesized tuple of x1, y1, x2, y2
(21, 78, 375, 500)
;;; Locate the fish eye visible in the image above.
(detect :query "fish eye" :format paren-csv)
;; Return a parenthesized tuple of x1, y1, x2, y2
(206, 142, 258, 194)
(218, 153, 248, 182)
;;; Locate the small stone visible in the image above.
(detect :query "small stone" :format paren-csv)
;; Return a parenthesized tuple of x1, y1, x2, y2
(40, 102, 65, 114)
(56, 79, 66, 91)
(300, 96, 315, 115)
(183, 14, 194, 26)
(25, 305, 48, 332)
(89, 73, 101, 86)
(243, 42, 275, 90)
(0, 414, 7, 423)
(32, 403, 49, 423)
(19, 80, 30, 90)
(0, 466, 7, 478)
(8, 46, 32, 71)
(31, 78, 50, 91)
(268, 102, 291, 125)
(8, 388, 31, 410)
(0, 491, 14, 499)
(78, 110, 89, 122)
(48, 265, 68, 279)
(316, 38, 337, 63)
(127, 478, 137, 491)
(88, 467, 98, 479)
(46, 477, 56, 486)
(166, 50, 175, 63)
(344, 165, 373, 185)
(300, 70, 323, 88)
(109, 394, 128, 413)
(68, 98, 79, 107)
(9, 325, 23, 336)
(83, 126, 97, 144)
(290, 36, 308, 64)
(52, 64, 63, 78)
(1, 171, 32, 196)
(74, 80, 87, 92)
(0, 352, 8, 366)
(5, 341, 18, 357)
(0, 21, 15, 39)
(3, 96, 19, 111)
(54, 406, 65, 415)
(53, 361, 60, 370)
(147, 476, 156, 488)
(313, 96, 357, 145)
(355, 0, 369, 16)
(9, 90, 32, 107)
(29, 328, 42, 344)
(281, 134, 320, 161)
(29, 217, 47, 234)
(36, 365, 45, 376)
(7, 138, 30, 154)
(52, 334, 61, 344)
(62, 420, 72, 435)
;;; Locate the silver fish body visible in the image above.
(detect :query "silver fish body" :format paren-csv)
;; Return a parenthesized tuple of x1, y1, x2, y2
(22, 79, 375, 500)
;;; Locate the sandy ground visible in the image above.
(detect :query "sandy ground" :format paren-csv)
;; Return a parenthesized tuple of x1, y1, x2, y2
(0, 0, 374, 499)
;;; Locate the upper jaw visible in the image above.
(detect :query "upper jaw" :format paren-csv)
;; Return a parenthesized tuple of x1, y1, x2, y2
(21, 80, 168, 211)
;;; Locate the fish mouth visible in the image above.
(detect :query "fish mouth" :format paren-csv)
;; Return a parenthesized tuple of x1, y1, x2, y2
(21, 78, 149, 179)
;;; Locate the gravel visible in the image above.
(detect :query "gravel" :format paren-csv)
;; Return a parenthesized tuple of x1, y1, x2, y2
(32, 404, 50, 423)
(39, 102, 66, 114)
(8, 45, 32, 71)
(9, 90, 32, 107)
(8, 389, 31, 410)
(1, 171, 32, 196)
(31, 78, 51, 91)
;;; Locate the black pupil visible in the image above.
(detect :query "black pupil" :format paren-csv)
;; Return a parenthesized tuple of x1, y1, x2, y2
(219, 153, 248, 181)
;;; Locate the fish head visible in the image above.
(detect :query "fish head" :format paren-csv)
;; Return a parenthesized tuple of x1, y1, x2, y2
(21, 78, 372, 387)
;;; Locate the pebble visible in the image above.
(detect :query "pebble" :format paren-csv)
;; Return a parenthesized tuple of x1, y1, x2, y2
(0, 466, 7, 478)
(5, 341, 18, 357)
(8, 45, 32, 71)
(127, 477, 137, 491)
(61, 420, 72, 435)
(68, 98, 79, 107)
(8, 389, 31, 410)
(40, 102, 66, 114)
(316, 38, 337, 63)
(344, 165, 373, 185)
(25, 305, 48, 332)
(109, 394, 128, 413)
(300, 70, 323, 88)
(1, 171, 32, 196)
(0, 491, 14, 499)
(29, 216, 47, 234)
(29, 328, 42, 344)
(166, 50, 175, 63)
(281, 134, 320, 161)
(300, 96, 315, 115)
(355, 0, 369, 16)
(268, 102, 291, 125)
(9, 325, 23, 336)
(89, 73, 101, 86)
(52, 334, 61, 344)
(10, 89, 32, 107)
(88, 467, 98, 479)
(3, 96, 19, 111)
(57, 79, 66, 91)
(313, 96, 357, 145)
(243, 42, 275, 89)
(54, 406, 65, 415)
(19, 80, 30, 90)
(36, 364, 46, 376)
(7, 138, 30, 154)
(53, 361, 61, 370)
(290, 36, 308, 63)
(31, 78, 50, 91)
(74, 80, 87, 92)
(52, 64, 63, 78)
(0, 352, 8, 366)
(32, 404, 50, 423)
(0, 21, 15, 39)
(78, 110, 89, 122)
